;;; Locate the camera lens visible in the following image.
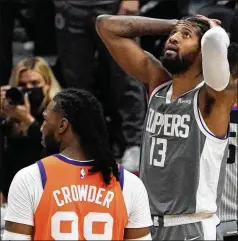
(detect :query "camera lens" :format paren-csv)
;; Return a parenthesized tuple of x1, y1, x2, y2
(5, 87, 25, 105)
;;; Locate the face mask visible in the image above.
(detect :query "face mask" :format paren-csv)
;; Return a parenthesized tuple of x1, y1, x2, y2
(27, 87, 45, 115)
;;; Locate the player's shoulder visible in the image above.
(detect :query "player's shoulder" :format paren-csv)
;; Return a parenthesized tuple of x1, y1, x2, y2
(122, 170, 151, 222)
(149, 80, 172, 98)
(123, 169, 146, 193)
(13, 163, 41, 186)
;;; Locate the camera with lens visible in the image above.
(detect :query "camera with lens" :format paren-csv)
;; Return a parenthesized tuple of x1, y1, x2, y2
(5, 87, 44, 108)
(6, 87, 30, 105)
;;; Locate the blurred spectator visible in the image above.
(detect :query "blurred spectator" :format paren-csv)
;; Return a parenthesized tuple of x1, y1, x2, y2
(0, 0, 57, 86)
(216, 41, 238, 241)
(0, 57, 61, 199)
(230, 4, 238, 44)
(0, 201, 7, 239)
(217, 102, 238, 240)
(31, 1, 57, 57)
(54, 0, 146, 167)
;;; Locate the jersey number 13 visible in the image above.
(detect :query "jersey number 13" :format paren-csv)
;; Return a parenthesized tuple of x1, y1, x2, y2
(150, 137, 167, 167)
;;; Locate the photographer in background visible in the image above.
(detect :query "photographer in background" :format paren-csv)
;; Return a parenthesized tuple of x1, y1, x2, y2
(0, 57, 61, 199)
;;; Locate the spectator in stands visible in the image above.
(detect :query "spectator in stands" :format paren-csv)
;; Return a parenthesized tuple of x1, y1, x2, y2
(54, 0, 146, 170)
(0, 1, 57, 86)
(230, 4, 238, 44)
(0, 57, 61, 199)
(217, 101, 238, 240)
(217, 43, 238, 241)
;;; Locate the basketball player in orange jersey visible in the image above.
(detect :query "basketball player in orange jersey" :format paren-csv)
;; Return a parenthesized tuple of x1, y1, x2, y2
(2, 88, 153, 240)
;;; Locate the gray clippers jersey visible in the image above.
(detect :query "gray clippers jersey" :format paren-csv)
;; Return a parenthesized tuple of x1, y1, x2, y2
(140, 81, 229, 216)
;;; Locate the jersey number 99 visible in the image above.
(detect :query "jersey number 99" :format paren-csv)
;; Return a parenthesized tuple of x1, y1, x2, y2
(51, 211, 113, 240)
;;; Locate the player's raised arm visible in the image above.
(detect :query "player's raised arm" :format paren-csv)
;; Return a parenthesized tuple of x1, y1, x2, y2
(199, 17, 238, 137)
(96, 15, 176, 87)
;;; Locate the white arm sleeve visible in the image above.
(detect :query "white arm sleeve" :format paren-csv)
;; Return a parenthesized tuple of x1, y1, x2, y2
(4, 164, 42, 226)
(201, 26, 230, 91)
(123, 170, 153, 228)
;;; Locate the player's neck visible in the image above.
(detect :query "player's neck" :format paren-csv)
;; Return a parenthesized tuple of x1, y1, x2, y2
(60, 143, 88, 161)
(171, 70, 202, 99)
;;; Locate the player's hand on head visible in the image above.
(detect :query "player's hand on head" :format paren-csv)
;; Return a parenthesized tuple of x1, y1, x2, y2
(196, 14, 221, 28)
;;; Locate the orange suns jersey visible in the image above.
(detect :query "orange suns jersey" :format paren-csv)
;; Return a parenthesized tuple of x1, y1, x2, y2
(34, 154, 128, 240)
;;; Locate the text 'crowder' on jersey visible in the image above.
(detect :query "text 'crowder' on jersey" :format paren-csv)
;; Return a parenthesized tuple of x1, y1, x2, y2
(140, 81, 229, 223)
(34, 154, 128, 240)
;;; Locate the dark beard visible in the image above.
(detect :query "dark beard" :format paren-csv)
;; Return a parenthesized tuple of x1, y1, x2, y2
(42, 133, 60, 157)
(160, 55, 193, 76)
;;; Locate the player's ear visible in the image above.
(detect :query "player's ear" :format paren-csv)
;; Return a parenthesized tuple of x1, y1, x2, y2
(59, 118, 69, 134)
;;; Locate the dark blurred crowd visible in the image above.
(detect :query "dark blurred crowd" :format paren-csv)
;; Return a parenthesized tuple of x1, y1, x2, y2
(0, 0, 237, 240)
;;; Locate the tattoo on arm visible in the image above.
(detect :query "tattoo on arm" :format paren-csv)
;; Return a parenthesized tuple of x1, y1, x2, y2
(120, 19, 169, 37)
(99, 15, 177, 38)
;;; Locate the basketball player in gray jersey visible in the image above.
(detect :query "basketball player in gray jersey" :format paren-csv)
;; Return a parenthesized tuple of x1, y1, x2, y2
(96, 14, 238, 240)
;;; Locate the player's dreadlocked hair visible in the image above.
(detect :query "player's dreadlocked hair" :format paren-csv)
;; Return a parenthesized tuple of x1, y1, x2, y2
(228, 42, 238, 78)
(178, 16, 211, 46)
(53, 88, 119, 185)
